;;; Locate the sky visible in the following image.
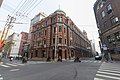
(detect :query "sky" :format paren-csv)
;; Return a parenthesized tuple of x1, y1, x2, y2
(0, 0, 100, 53)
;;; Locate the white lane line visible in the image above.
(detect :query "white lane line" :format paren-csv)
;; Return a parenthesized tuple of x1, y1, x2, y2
(84, 60, 89, 62)
(96, 74, 120, 80)
(89, 61, 93, 62)
(94, 77, 105, 80)
(97, 71, 120, 77)
(0, 75, 3, 80)
(94, 61, 98, 63)
(0, 64, 10, 67)
(0, 77, 3, 80)
(100, 68, 120, 72)
(10, 69, 20, 72)
(99, 69, 120, 74)
(12, 63, 25, 66)
(5, 63, 17, 66)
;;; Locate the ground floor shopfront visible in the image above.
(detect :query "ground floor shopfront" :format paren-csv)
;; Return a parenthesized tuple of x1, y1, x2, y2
(28, 46, 92, 61)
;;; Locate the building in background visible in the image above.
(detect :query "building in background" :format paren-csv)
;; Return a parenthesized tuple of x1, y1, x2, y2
(29, 10, 92, 61)
(90, 40, 96, 56)
(19, 32, 28, 57)
(3, 32, 28, 58)
(0, 0, 3, 7)
(94, 0, 120, 60)
(4, 33, 22, 57)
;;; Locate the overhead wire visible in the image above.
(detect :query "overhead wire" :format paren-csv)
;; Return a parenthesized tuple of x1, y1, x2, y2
(11, 0, 24, 16)
(27, 0, 44, 14)
(2, 0, 44, 25)
(15, 0, 37, 21)
(17, 0, 44, 22)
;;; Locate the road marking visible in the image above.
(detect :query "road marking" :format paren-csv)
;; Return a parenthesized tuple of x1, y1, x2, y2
(0, 77, 3, 80)
(99, 69, 120, 74)
(5, 63, 17, 66)
(12, 63, 25, 66)
(10, 69, 20, 72)
(97, 71, 120, 77)
(0, 74, 3, 80)
(89, 61, 93, 62)
(96, 74, 120, 80)
(94, 77, 105, 80)
(0, 64, 10, 67)
(94, 61, 98, 63)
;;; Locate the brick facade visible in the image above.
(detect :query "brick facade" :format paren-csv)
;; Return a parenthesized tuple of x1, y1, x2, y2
(94, 0, 120, 56)
(29, 10, 92, 60)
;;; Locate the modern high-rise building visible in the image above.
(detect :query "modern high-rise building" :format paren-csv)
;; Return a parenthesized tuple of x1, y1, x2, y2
(29, 10, 92, 61)
(94, 0, 120, 59)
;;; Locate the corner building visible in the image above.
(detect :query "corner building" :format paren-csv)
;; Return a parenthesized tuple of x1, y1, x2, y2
(94, 0, 120, 58)
(29, 10, 92, 60)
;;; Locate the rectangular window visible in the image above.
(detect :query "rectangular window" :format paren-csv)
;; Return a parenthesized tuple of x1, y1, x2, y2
(58, 16, 62, 22)
(59, 25, 62, 32)
(114, 32, 120, 41)
(53, 38, 55, 44)
(107, 4, 112, 14)
(59, 38, 62, 44)
(103, 21, 107, 28)
(44, 30, 46, 36)
(38, 31, 41, 37)
(46, 21, 48, 26)
(37, 41, 40, 46)
(107, 4, 112, 11)
(34, 34, 36, 39)
(111, 17, 119, 25)
(53, 17, 56, 23)
(101, 11, 105, 18)
(44, 40, 46, 44)
(65, 39, 66, 44)
(107, 36, 111, 43)
(54, 27, 56, 33)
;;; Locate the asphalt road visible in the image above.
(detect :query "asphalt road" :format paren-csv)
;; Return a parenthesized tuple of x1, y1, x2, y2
(0, 60, 102, 80)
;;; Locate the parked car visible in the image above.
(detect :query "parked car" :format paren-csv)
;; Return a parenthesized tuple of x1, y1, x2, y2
(95, 55, 102, 60)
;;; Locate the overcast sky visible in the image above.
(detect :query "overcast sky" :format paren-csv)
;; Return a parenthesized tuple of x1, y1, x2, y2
(0, 0, 100, 52)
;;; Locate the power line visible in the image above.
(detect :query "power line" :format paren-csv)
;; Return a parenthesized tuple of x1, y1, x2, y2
(17, 0, 44, 22)
(0, 20, 28, 24)
(27, 0, 44, 14)
(11, 0, 24, 15)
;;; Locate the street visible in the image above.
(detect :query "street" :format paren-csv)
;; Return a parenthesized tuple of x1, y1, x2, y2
(0, 59, 102, 80)
(1, 59, 120, 80)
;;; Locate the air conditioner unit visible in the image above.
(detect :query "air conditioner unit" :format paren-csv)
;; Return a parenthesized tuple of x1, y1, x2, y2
(115, 17, 119, 22)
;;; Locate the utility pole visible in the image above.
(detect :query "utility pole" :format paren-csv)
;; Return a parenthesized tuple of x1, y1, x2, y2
(0, 15, 16, 60)
(0, 15, 16, 49)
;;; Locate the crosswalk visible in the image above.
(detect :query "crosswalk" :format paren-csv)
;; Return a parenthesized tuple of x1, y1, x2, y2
(0, 62, 25, 68)
(0, 61, 51, 68)
(69, 60, 102, 63)
(81, 60, 101, 63)
(94, 62, 120, 80)
(0, 74, 3, 80)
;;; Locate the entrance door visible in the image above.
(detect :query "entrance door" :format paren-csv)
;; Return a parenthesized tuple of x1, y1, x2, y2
(58, 50, 62, 59)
